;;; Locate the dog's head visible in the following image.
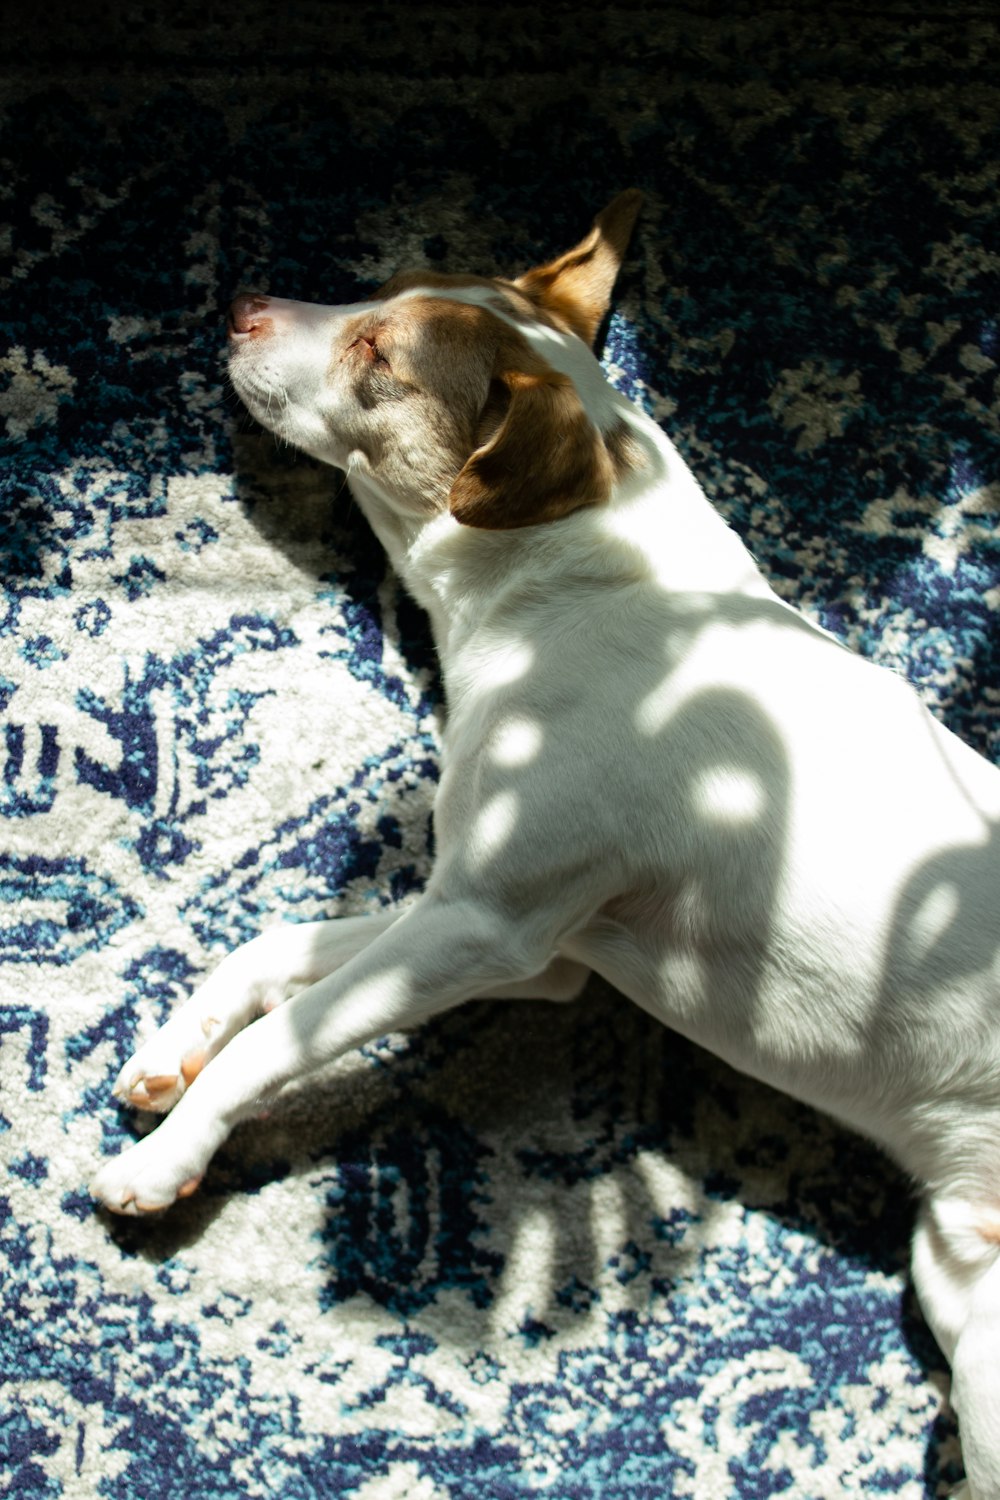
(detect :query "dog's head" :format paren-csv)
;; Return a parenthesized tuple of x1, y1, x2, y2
(227, 191, 641, 530)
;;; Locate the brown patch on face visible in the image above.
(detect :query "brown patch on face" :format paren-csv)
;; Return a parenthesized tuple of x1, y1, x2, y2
(342, 296, 495, 389)
(333, 290, 633, 530)
(328, 296, 505, 514)
(372, 268, 561, 334)
(335, 300, 496, 443)
(978, 1216, 1000, 1246)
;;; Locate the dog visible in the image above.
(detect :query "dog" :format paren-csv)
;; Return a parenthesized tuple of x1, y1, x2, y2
(91, 191, 1000, 1496)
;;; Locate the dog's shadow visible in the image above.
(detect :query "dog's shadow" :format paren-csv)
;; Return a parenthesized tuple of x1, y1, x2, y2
(108, 980, 956, 1493)
(226, 424, 362, 577)
(227, 422, 442, 711)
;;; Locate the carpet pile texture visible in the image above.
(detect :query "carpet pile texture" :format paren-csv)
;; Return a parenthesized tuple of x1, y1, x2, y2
(3, 4, 999, 1495)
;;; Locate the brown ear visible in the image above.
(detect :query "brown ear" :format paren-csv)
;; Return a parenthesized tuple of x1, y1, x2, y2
(449, 365, 614, 531)
(514, 189, 642, 347)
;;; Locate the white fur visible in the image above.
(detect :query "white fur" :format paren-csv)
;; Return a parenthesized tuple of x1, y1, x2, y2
(92, 252, 1000, 1497)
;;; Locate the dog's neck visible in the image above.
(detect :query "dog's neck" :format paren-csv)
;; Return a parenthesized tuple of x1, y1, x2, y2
(346, 404, 778, 684)
(346, 466, 539, 654)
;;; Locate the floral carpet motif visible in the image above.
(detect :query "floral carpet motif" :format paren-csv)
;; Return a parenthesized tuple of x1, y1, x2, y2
(2, 4, 999, 1495)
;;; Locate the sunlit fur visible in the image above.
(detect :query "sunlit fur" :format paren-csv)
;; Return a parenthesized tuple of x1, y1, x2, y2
(95, 192, 997, 1497)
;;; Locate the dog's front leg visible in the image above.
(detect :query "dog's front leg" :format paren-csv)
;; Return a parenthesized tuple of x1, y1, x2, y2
(91, 896, 553, 1215)
(110, 911, 407, 1114)
(111, 914, 588, 1118)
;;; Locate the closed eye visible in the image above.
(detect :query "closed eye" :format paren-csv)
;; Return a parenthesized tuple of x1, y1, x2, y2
(349, 334, 391, 370)
(345, 329, 417, 401)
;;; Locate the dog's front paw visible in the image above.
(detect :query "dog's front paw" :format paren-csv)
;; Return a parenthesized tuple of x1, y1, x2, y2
(91, 1129, 207, 1216)
(112, 1012, 227, 1114)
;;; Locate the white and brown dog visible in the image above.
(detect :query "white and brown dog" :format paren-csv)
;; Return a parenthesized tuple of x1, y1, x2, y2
(93, 192, 1000, 1496)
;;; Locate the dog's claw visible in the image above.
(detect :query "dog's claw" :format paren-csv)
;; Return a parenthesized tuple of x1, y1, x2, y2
(120, 1076, 179, 1112)
(98, 1188, 139, 1217)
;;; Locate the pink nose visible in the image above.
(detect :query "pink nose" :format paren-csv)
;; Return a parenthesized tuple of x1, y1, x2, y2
(228, 294, 271, 336)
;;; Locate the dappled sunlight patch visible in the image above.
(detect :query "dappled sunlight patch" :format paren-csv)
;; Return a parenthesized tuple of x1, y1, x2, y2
(691, 766, 767, 826)
(489, 716, 543, 769)
(468, 789, 519, 868)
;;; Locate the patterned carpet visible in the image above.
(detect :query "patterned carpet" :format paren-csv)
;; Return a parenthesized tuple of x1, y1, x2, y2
(3, 3, 1000, 1495)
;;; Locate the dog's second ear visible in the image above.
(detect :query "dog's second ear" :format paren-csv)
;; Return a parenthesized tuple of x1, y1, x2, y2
(449, 362, 615, 531)
(447, 192, 642, 531)
(514, 189, 642, 347)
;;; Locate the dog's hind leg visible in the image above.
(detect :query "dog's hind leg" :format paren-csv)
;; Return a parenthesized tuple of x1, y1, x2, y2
(951, 1253, 1000, 1498)
(912, 1196, 1000, 1498)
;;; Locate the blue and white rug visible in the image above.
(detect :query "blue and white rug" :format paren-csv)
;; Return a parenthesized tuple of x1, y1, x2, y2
(3, 4, 999, 1494)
